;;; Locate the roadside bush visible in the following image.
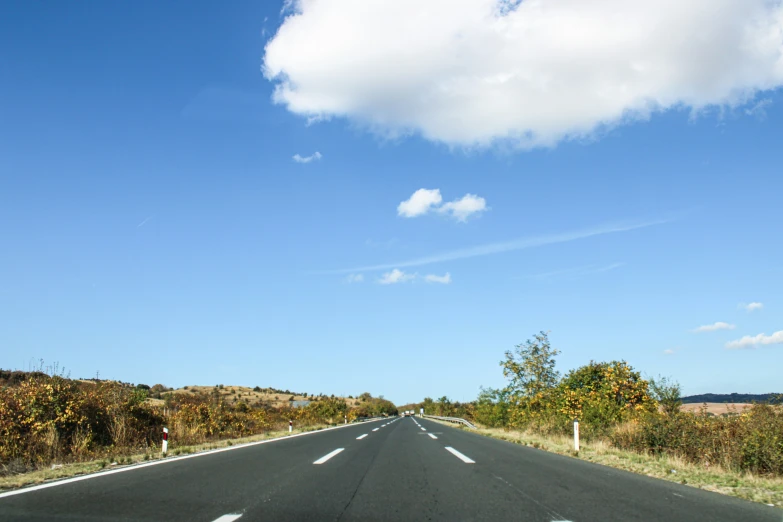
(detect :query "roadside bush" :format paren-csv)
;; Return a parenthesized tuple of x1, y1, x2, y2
(611, 404, 783, 475)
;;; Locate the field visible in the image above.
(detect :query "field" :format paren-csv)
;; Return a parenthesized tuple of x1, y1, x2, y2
(681, 403, 751, 415)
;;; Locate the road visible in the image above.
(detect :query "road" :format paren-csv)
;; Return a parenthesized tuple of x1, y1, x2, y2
(0, 416, 778, 521)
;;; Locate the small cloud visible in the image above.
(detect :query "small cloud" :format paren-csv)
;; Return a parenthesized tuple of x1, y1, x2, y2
(345, 274, 364, 283)
(745, 98, 772, 120)
(663, 349, 676, 355)
(397, 188, 488, 222)
(397, 188, 443, 218)
(740, 302, 764, 312)
(424, 272, 451, 284)
(292, 151, 322, 164)
(378, 268, 416, 285)
(437, 194, 488, 222)
(693, 322, 736, 333)
(726, 330, 783, 350)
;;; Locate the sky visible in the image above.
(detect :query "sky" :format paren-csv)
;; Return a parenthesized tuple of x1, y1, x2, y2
(1, 0, 782, 405)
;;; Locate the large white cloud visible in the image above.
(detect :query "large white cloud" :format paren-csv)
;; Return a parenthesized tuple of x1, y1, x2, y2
(264, 0, 783, 148)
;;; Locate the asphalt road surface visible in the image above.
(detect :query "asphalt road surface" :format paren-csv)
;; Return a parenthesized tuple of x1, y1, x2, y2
(0, 416, 779, 521)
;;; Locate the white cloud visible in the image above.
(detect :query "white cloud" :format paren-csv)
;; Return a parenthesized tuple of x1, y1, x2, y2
(437, 194, 488, 222)
(292, 151, 322, 163)
(345, 274, 364, 283)
(264, 1, 783, 149)
(742, 302, 764, 312)
(398, 189, 487, 221)
(424, 272, 452, 284)
(322, 216, 669, 274)
(726, 330, 783, 350)
(663, 349, 676, 355)
(397, 188, 443, 218)
(378, 268, 416, 285)
(693, 322, 736, 333)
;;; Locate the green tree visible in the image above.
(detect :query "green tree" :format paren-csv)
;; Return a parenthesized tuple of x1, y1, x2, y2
(649, 375, 682, 416)
(501, 331, 560, 398)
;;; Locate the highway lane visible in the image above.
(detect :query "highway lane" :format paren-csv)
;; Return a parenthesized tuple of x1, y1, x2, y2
(0, 416, 779, 521)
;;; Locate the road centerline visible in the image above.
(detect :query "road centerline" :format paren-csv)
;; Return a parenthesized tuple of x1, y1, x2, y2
(445, 446, 475, 464)
(313, 448, 345, 465)
(356, 434, 368, 440)
(212, 515, 243, 522)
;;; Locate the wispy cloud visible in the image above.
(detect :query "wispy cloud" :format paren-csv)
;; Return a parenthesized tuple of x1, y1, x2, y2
(292, 151, 322, 164)
(344, 274, 364, 283)
(663, 349, 676, 355)
(378, 269, 416, 285)
(529, 263, 624, 280)
(137, 216, 153, 228)
(726, 330, 783, 350)
(745, 98, 772, 120)
(424, 272, 451, 284)
(740, 302, 764, 312)
(693, 322, 736, 333)
(321, 217, 670, 274)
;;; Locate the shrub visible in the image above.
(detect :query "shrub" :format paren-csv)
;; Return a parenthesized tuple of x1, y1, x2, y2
(611, 404, 783, 475)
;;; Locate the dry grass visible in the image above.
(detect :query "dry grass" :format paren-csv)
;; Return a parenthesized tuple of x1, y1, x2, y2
(680, 402, 751, 415)
(0, 424, 331, 492)
(429, 419, 783, 509)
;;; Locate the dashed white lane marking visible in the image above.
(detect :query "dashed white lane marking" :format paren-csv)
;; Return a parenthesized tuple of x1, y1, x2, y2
(372, 428, 379, 432)
(313, 448, 344, 465)
(428, 433, 438, 439)
(420, 427, 426, 431)
(356, 434, 368, 440)
(212, 515, 243, 522)
(445, 446, 475, 464)
(382, 424, 386, 427)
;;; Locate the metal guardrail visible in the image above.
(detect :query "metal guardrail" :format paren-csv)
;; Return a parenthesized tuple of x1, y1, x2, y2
(422, 414, 477, 429)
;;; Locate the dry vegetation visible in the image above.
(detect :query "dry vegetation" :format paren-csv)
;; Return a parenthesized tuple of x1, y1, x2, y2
(0, 369, 396, 488)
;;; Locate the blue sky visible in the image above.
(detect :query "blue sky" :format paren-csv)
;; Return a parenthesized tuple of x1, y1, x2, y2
(1, 1, 782, 404)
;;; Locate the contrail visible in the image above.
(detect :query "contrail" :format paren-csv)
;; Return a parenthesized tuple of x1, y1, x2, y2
(320, 217, 671, 274)
(137, 216, 152, 228)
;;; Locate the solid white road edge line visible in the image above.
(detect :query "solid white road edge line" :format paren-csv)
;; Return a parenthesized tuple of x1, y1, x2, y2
(212, 515, 243, 522)
(445, 446, 475, 464)
(356, 434, 368, 440)
(0, 418, 387, 499)
(428, 433, 438, 439)
(313, 448, 344, 465)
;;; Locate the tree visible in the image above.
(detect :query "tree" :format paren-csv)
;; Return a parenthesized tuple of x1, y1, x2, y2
(649, 375, 682, 416)
(501, 331, 560, 398)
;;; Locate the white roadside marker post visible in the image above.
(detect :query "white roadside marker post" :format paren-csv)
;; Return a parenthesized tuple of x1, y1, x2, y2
(289, 420, 293, 434)
(162, 427, 169, 454)
(573, 419, 580, 452)
(344, 415, 347, 425)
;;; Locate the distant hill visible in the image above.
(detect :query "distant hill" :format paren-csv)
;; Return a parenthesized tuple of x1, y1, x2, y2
(682, 393, 780, 404)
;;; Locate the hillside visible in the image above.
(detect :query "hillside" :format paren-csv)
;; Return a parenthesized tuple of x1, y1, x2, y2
(682, 393, 780, 404)
(161, 385, 364, 409)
